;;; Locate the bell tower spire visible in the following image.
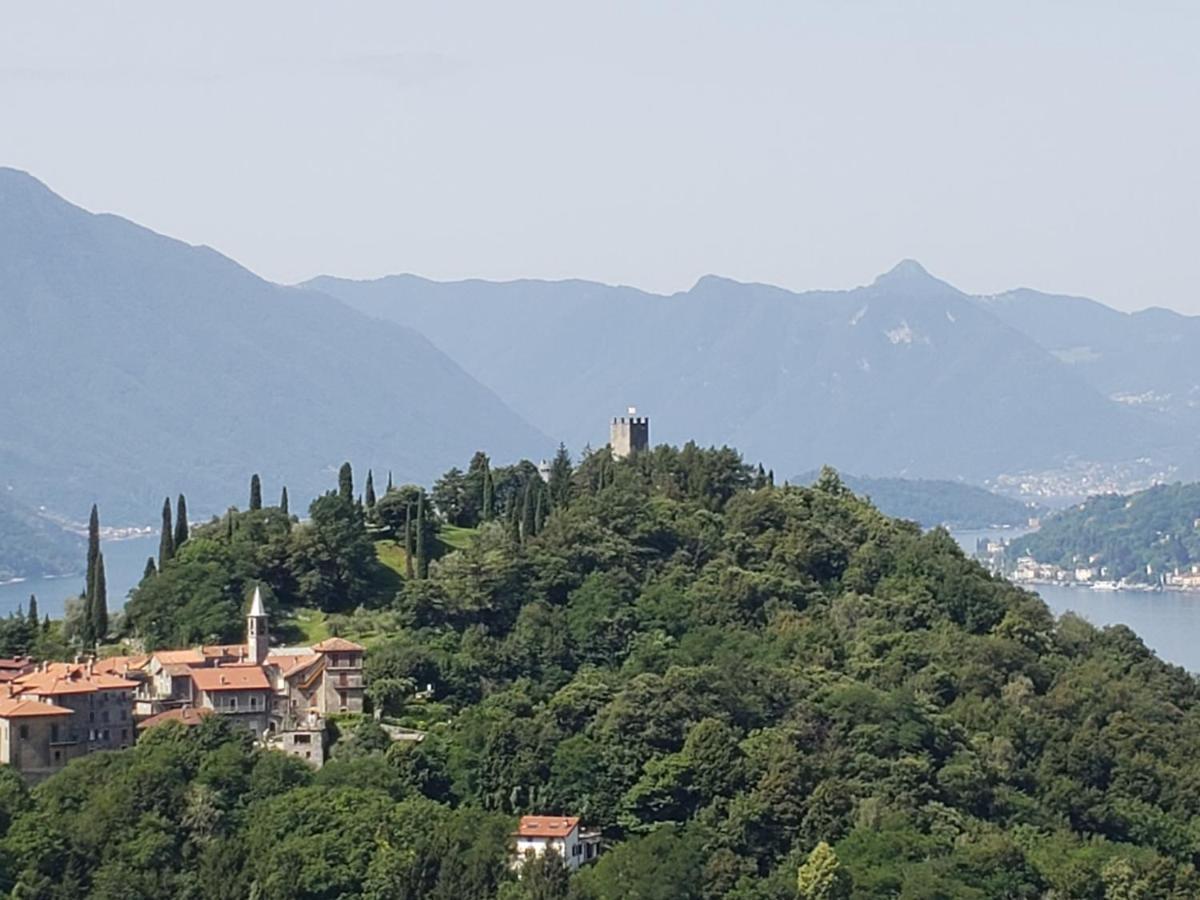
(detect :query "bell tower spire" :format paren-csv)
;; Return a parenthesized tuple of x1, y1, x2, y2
(247, 585, 268, 665)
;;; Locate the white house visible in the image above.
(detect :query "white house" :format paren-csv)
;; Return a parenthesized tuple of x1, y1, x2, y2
(512, 816, 601, 872)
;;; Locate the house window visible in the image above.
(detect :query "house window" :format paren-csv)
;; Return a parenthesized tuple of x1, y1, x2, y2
(53, 750, 61, 762)
(250, 696, 258, 709)
(294, 733, 311, 744)
(19, 725, 29, 739)
(229, 696, 238, 710)
(51, 723, 60, 742)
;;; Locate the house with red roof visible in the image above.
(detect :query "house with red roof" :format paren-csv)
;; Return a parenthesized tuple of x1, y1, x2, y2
(512, 816, 602, 872)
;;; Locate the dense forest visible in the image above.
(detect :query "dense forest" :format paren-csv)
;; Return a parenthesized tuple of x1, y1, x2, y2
(3, 446, 1200, 898)
(1009, 482, 1200, 582)
(794, 472, 1035, 530)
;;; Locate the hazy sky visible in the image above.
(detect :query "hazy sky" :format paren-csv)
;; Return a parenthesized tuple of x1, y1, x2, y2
(2, 2, 1197, 312)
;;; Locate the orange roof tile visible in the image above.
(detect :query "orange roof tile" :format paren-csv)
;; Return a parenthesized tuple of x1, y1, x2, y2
(201, 644, 248, 659)
(515, 816, 580, 839)
(93, 655, 149, 675)
(0, 697, 72, 718)
(190, 664, 271, 692)
(267, 653, 322, 679)
(138, 707, 215, 729)
(312, 637, 364, 653)
(15, 664, 139, 695)
(153, 649, 205, 666)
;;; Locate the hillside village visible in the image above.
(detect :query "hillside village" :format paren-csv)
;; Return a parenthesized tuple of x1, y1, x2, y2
(0, 587, 364, 779)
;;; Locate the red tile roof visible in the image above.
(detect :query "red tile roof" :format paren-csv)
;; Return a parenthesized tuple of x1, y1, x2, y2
(189, 664, 271, 692)
(312, 637, 364, 653)
(138, 707, 215, 729)
(93, 655, 149, 675)
(0, 697, 72, 718)
(267, 652, 323, 679)
(515, 816, 580, 839)
(15, 664, 139, 695)
(153, 649, 205, 666)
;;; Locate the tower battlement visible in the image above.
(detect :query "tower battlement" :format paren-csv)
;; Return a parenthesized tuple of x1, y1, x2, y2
(610, 407, 649, 459)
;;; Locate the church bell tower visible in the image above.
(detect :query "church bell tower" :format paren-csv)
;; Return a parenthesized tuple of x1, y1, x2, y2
(247, 585, 269, 665)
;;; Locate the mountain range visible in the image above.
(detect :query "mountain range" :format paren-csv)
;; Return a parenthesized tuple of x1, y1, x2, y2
(0, 168, 550, 524)
(4, 166, 1199, 540)
(308, 263, 1197, 485)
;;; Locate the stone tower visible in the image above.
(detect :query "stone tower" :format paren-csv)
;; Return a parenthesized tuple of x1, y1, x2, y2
(610, 406, 650, 459)
(246, 585, 269, 665)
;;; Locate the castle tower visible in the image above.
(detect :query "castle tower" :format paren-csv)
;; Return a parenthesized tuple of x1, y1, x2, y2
(610, 406, 649, 459)
(246, 585, 268, 665)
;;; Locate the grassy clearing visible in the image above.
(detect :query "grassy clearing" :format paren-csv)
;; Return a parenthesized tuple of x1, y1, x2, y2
(287, 607, 330, 644)
(439, 524, 477, 552)
(374, 539, 408, 575)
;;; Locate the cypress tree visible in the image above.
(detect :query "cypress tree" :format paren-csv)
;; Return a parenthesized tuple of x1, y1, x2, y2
(482, 467, 495, 521)
(520, 483, 535, 544)
(338, 462, 354, 503)
(365, 470, 377, 508)
(27, 594, 38, 628)
(534, 486, 547, 535)
(386, 471, 394, 493)
(280, 486, 289, 516)
(548, 443, 573, 508)
(159, 497, 175, 567)
(86, 504, 100, 605)
(174, 494, 189, 549)
(226, 508, 235, 540)
(92, 552, 108, 643)
(415, 493, 429, 579)
(250, 474, 263, 511)
(404, 503, 415, 580)
(143, 556, 157, 580)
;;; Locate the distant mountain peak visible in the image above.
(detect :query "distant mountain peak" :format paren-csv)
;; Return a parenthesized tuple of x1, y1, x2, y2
(870, 259, 962, 297)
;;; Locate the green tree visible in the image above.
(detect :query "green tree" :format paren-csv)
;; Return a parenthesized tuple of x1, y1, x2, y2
(280, 485, 289, 516)
(86, 503, 100, 600)
(483, 467, 496, 521)
(797, 842, 851, 900)
(174, 494, 190, 549)
(548, 443, 573, 509)
(404, 502, 416, 580)
(415, 493, 429, 580)
(91, 552, 108, 642)
(365, 470, 377, 509)
(143, 556, 157, 580)
(339, 461, 354, 503)
(249, 474, 263, 511)
(159, 496, 175, 567)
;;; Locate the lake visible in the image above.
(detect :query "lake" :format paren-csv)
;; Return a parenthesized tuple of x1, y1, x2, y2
(0, 533, 157, 619)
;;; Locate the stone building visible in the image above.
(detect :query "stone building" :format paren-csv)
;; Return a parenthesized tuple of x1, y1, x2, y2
(610, 407, 649, 459)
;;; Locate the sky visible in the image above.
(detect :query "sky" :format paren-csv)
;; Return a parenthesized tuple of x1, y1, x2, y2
(2, 1, 1197, 313)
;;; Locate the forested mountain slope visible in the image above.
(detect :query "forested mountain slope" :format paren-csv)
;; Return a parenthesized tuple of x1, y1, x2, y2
(0, 493, 82, 582)
(1008, 481, 1200, 582)
(4, 449, 1200, 898)
(308, 262, 1177, 482)
(794, 471, 1035, 529)
(0, 168, 549, 521)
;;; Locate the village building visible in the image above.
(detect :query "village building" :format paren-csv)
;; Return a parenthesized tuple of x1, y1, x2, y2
(512, 816, 602, 872)
(0, 587, 367, 780)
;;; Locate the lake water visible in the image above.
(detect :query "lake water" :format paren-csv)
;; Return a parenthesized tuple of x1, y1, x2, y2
(0, 533, 157, 619)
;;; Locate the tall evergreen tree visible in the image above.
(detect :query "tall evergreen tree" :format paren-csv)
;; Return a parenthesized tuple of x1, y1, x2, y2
(143, 556, 157, 581)
(280, 485, 289, 516)
(482, 467, 495, 521)
(27, 594, 38, 628)
(386, 471, 394, 492)
(534, 486, 547, 535)
(338, 462, 354, 503)
(404, 503, 415, 580)
(249, 474, 263, 511)
(548, 443, 573, 508)
(86, 504, 100, 606)
(365, 470, 377, 508)
(415, 493, 429, 579)
(225, 508, 236, 540)
(174, 494, 189, 549)
(520, 483, 536, 545)
(91, 552, 108, 643)
(159, 497, 175, 567)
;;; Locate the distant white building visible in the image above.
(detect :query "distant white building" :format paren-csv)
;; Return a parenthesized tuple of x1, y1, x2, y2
(512, 816, 601, 872)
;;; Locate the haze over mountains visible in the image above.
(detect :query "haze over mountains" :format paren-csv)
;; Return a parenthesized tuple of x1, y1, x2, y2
(4, 167, 1198, 531)
(309, 264, 1196, 486)
(0, 168, 549, 522)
